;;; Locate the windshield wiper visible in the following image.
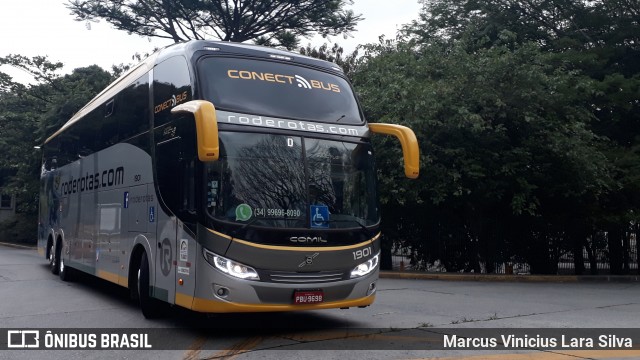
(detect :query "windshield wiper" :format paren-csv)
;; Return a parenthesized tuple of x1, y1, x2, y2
(230, 214, 300, 239)
(315, 219, 374, 238)
(230, 216, 261, 239)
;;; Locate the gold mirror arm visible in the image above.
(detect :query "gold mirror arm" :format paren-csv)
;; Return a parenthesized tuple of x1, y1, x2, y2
(369, 123, 420, 179)
(171, 100, 220, 162)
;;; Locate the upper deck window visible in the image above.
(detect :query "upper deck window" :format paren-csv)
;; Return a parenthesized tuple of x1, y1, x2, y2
(197, 57, 362, 125)
(153, 56, 192, 127)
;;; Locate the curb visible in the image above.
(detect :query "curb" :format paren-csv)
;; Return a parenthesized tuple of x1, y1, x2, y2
(379, 271, 640, 283)
(0, 241, 37, 250)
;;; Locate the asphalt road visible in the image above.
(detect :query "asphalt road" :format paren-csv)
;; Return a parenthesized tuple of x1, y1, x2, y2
(1, 244, 640, 360)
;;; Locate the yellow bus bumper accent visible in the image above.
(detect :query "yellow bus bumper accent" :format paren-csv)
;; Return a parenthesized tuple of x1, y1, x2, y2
(175, 293, 375, 313)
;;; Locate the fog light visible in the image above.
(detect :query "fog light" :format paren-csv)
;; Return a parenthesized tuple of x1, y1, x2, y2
(367, 281, 377, 296)
(216, 287, 229, 297)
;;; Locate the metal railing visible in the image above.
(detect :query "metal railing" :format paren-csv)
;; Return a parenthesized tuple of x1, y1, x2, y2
(391, 237, 638, 275)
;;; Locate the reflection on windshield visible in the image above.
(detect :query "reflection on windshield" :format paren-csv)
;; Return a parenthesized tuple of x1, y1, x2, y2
(206, 133, 378, 229)
(307, 139, 377, 227)
(206, 133, 306, 228)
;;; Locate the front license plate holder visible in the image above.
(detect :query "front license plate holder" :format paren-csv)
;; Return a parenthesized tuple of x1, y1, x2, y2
(293, 289, 324, 304)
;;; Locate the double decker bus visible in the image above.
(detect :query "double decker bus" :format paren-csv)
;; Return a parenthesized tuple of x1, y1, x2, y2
(37, 40, 419, 318)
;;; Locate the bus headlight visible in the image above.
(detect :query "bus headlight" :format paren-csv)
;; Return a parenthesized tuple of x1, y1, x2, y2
(203, 248, 260, 281)
(350, 252, 380, 278)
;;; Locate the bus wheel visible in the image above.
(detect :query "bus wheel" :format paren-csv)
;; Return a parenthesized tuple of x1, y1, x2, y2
(59, 253, 73, 282)
(48, 242, 56, 274)
(137, 251, 164, 319)
(51, 241, 60, 275)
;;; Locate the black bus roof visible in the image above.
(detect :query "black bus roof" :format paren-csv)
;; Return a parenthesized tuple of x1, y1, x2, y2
(155, 40, 344, 73)
(46, 40, 345, 144)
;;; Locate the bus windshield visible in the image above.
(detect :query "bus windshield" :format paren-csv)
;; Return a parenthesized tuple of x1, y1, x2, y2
(197, 57, 362, 124)
(205, 132, 379, 231)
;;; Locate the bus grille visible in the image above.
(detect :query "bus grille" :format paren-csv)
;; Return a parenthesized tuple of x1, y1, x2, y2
(267, 271, 346, 284)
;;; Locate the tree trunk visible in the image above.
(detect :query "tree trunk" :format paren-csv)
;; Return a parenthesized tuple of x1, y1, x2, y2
(636, 224, 640, 275)
(622, 230, 631, 275)
(607, 227, 623, 275)
(380, 240, 393, 271)
(636, 227, 640, 276)
(586, 232, 598, 275)
(572, 232, 585, 275)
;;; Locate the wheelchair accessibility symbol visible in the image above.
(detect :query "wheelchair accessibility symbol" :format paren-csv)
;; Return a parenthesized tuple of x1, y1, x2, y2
(310, 205, 329, 228)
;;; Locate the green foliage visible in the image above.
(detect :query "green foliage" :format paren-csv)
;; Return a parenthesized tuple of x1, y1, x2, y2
(351, 0, 640, 273)
(67, 0, 362, 49)
(298, 42, 360, 76)
(0, 213, 37, 244)
(0, 56, 112, 224)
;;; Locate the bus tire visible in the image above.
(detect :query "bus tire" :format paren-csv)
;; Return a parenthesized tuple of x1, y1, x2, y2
(48, 241, 56, 274)
(58, 252, 73, 282)
(138, 251, 164, 319)
(51, 240, 60, 275)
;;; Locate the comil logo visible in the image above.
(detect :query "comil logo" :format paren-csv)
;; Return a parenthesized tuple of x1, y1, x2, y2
(295, 75, 312, 89)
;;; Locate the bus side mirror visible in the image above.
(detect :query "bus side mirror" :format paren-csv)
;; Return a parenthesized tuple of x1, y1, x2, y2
(171, 100, 220, 162)
(369, 123, 420, 179)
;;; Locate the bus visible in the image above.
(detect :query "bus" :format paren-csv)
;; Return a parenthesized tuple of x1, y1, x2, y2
(37, 40, 419, 318)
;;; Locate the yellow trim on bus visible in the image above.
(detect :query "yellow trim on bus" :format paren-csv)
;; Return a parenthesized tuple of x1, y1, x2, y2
(175, 292, 194, 309)
(96, 269, 129, 288)
(207, 228, 233, 240)
(37, 247, 45, 256)
(175, 293, 375, 313)
(207, 227, 381, 252)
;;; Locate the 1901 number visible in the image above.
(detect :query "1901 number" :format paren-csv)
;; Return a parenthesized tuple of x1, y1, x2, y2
(353, 247, 372, 260)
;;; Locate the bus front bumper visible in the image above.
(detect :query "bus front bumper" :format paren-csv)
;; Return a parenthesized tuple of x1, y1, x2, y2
(182, 259, 378, 313)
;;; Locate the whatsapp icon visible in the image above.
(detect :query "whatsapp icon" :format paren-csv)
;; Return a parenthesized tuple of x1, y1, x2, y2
(235, 204, 253, 221)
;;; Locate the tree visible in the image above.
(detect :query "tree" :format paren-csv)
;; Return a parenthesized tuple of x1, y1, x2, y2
(351, 35, 613, 273)
(383, 0, 640, 274)
(67, 0, 362, 49)
(298, 42, 359, 76)
(0, 56, 113, 242)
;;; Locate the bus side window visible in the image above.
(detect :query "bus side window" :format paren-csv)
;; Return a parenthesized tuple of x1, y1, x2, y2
(76, 110, 100, 157)
(43, 139, 59, 171)
(119, 74, 150, 141)
(152, 56, 191, 128)
(57, 132, 77, 166)
(100, 98, 119, 148)
(155, 115, 197, 227)
(153, 56, 195, 227)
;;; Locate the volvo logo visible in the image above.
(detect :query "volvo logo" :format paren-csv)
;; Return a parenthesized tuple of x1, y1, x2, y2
(290, 236, 327, 244)
(299, 253, 319, 268)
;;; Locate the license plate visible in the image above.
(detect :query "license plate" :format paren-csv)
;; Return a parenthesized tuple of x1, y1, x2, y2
(293, 290, 324, 304)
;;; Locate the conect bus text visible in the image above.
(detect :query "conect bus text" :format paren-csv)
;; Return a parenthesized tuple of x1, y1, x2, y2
(60, 167, 124, 195)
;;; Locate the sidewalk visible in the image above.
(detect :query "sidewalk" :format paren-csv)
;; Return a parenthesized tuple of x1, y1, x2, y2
(0, 241, 36, 249)
(380, 270, 640, 282)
